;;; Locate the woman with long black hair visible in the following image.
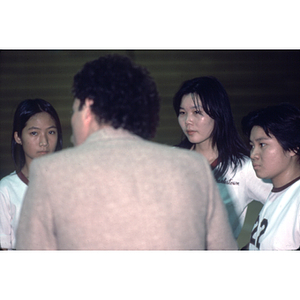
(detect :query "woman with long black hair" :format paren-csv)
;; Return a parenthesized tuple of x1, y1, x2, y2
(0, 99, 63, 250)
(173, 76, 272, 239)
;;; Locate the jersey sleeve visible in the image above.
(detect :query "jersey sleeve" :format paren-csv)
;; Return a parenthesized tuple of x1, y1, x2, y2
(0, 188, 13, 249)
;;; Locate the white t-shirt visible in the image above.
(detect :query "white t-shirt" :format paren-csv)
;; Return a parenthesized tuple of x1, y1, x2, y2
(0, 171, 28, 249)
(215, 158, 273, 238)
(249, 178, 300, 250)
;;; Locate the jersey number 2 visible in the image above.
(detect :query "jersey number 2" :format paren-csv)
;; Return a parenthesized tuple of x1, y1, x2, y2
(250, 217, 268, 249)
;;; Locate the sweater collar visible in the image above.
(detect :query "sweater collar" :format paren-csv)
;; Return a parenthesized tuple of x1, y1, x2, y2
(85, 126, 141, 144)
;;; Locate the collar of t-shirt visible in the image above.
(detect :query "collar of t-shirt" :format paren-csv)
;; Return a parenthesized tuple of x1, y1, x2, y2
(272, 176, 300, 193)
(190, 145, 219, 170)
(17, 171, 29, 186)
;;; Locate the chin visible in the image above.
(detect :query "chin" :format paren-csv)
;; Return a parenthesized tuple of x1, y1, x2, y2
(187, 137, 199, 144)
(254, 171, 266, 180)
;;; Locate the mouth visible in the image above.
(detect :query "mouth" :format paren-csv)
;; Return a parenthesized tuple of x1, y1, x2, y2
(38, 151, 49, 155)
(252, 164, 260, 170)
(186, 130, 196, 136)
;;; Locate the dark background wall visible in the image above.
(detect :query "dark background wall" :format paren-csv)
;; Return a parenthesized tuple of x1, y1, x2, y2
(1, 50, 300, 179)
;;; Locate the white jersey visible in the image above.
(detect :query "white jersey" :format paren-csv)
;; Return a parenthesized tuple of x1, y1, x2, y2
(249, 178, 300, 250)
(0, 171, 28, 249)
(215, 158, 273, 238)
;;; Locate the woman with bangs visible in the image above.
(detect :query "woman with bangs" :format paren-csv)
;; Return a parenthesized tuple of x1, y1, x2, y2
(173, 76, 272, 240)
(242, 103, 300, 250)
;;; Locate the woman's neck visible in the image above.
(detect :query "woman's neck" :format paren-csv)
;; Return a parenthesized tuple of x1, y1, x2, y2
(21, 164, 30, 179)
(194, 142, 218, 165)
(272, 165, 300, 189)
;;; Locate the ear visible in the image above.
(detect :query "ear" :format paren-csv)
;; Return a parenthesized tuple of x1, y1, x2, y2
(83, 98, 95, 121)
(290, 147, 299, 157)
(84, 98, 94, 110)
(14, 132, 22, 145)
(82, 98, 103, 134)
(85, 98, 94, 107)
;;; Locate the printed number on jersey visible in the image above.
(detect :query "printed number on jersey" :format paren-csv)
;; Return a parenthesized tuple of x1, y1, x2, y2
(250, 217, 268, 250)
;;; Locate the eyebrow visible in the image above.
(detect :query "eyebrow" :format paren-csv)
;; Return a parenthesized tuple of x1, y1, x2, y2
(179, 105, 202, 110)
(27, 125, 57, 130)
(250, 136, 271, 143)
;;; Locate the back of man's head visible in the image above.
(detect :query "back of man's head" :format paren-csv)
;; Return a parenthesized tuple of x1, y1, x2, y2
(72, 54, 160, 140)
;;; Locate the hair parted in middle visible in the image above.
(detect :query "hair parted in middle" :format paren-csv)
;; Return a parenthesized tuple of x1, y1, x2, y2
(11, 98, 63, 173)
(72, 54, 160, 140)
(173, 76, 249, 179)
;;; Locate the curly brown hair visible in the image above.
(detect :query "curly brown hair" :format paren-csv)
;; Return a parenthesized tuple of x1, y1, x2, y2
(72, 54, 160, 140)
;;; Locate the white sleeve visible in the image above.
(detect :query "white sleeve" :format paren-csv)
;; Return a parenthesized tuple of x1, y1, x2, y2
(0, 188, 13, 249)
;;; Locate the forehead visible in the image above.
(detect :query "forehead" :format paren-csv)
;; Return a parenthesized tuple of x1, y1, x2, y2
(25, 112, 56, 127)
(250, 126, 272, 141)
(180, 93, 202, 108)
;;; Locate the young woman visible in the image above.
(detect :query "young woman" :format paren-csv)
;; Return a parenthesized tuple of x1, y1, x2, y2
(242, 103, 300, 250)
(173, 76, 272, 239)
(0, 99, 63, 250)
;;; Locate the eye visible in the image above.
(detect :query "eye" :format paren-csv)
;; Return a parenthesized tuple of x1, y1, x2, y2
(260, 143, 266, 148)
(30, 131, 38, 136)
(49, 130, 57, 135)
(194, 109, 203, 115)
(178, 110, 185, 115)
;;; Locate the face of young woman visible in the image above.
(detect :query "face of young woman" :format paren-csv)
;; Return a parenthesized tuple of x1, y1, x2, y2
(15, 112, 58, 166)
(250, 125, 296, 187)
(178, 94, 215, 146)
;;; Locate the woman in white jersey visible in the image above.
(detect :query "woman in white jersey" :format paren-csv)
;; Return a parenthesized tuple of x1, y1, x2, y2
(242, 103, 300, 250)
(173, 77, 272, 239)
(0, 99, 63, 250)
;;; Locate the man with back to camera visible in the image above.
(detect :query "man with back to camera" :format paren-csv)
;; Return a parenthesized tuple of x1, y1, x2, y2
(16, 54, 237, 250)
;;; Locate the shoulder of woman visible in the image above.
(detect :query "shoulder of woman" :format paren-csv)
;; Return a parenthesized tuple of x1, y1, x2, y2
(0, 171, 18, 186)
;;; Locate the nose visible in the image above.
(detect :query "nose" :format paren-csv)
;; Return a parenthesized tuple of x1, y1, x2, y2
(39, 134, 48, 147)
(185, 112, 193, 125)
(250, 146, 258, 161)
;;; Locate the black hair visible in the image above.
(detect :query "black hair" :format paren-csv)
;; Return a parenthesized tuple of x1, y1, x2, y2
(11, 98, 63, 172)
(173, 76, 248, 179)
(242, 103, 300, 158)
(72, 54, 160, 140)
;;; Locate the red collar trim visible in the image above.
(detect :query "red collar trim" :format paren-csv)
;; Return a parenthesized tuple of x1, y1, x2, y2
(272, 176, 300, 193)
(210, 158, 219, 170)
(190, 145, 219, 170)
(17, 171, 29, 186)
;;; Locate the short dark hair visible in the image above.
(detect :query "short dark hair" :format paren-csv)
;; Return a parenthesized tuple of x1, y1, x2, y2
(11, 99, 63, 172)
(173, 76, 248, 179)
(72, 54, 160, 140)
(242, 103, 300, 158)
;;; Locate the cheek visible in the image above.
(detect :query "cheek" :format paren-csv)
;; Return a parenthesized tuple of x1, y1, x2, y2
(178, 116, 185, 129)
(21, 138, 36, 155)
(199, 118, 214, 133)
(49, 135, 59, 150)
(261, 149, 284, 168)
(71, 113, 81, 132)
(207, 118, 215, 130)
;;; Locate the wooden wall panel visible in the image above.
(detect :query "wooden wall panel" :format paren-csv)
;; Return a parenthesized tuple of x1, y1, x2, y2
(1, 50, 300, 179)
